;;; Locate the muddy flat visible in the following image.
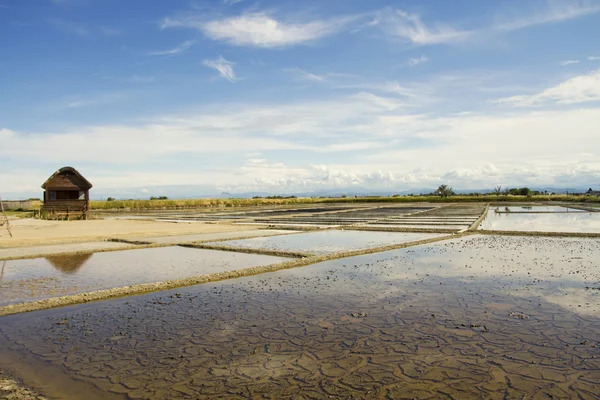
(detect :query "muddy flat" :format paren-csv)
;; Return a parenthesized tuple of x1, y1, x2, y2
(0, 219, 260, 248)
(1, 235, 599, 399)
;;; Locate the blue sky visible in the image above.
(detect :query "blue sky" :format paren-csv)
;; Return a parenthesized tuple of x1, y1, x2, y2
(1, 0, 600, 199)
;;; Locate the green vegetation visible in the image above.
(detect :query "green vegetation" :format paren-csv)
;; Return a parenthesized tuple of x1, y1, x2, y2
(435, 185, 455, 198)
(88, 193, 600, 211)
(3, 210, 36, 218)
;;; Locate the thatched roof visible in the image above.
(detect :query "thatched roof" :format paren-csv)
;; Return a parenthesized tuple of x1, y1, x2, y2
(41, 166, 93, 190)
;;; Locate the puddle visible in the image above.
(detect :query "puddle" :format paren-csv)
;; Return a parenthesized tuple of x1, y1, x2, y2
(0, 247, 288, 306)
(1, 235, 599, 398)
(208, 230, 445, 254)
(480, 210, 600, 232)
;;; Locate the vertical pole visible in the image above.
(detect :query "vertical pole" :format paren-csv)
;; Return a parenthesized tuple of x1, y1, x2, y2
(0, 261, 5, 283)
(0, 196, 13, 238)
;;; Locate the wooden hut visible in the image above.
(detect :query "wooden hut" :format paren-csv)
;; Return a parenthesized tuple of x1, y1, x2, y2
(41, 166, 92, 220)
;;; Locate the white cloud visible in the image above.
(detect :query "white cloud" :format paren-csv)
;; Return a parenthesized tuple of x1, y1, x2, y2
(148, 40, 194, 56)
(285, 68, 327, 82)
(494, 69, 600, 106)
(161, 12, 356, 48)
(63, 92, 129, 108)
(493, 0, 600, 32)
(3, 93, 600, 197)
(379, 9, 473, 45)
(352, 92, 404, 111)
(203, 56, 238, 82)
(560, 60, 580, 66)
(408, 55, 428, 66)
(221, 0, 242, 4)
(589, 56, 600, 60)
(336, 81, 419, 98)
(378, 1, 600, 46)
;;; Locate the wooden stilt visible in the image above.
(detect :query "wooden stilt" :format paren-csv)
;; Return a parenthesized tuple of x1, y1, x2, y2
(0, 196, 13, 238)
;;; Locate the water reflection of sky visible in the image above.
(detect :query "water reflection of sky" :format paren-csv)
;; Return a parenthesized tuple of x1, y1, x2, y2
(0, 247, 288, 306)
(502, 206, 585, 212)
(211, 230, 446, 254)
(480, 210, 600, 232)
(1, 234, 599, 399)
(214, 235, 600, 318)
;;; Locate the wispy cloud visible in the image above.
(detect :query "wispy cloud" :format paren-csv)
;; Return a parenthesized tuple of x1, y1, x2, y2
(336, 81, 419, 98)
(161, 12, 358, 48)
(284, 68, 358, 83)
(560, 60, 580, 66)
(379, 9, 473, 45)
(589, 56, 600, 60)
(408, 55, 429, 66)
(203, 56, 238, 82)
(285, 68, 327, 82)
(494, 69, 600, 106)
(149, 40, 194, 56)
(64, 92, 129, 109)
(378, 1, 600, 46)
(222, 0, 243, 4)
(493, 0, 600, 32)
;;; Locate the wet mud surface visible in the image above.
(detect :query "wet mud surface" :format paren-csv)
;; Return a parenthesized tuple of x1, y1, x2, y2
(209, 230, 444, 255)
(1, 235, 599, 399)
(0, 247, 288, 306)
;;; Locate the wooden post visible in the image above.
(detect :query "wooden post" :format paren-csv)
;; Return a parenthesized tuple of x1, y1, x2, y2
(0, 196, 13, 238)
(0, 261, 5, 283)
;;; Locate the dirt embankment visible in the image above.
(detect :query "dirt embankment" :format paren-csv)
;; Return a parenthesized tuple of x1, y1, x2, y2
(0, 219, 254, 248)
(0, 371, 45, 400)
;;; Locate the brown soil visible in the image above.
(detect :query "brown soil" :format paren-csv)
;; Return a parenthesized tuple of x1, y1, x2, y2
(0, 371, 45, 400)
(0, 219, 259, 248)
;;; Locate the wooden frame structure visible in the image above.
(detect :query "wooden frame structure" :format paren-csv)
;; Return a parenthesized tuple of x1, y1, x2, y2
(0, 196, 12, 237)
(41, 167, 93, 220)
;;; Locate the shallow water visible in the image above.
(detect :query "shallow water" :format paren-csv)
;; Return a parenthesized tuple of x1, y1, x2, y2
(209, 230, 445, 255)
(496, 206, 585, 213)
(480, 210, 600, 233)
(365, 224, 469, 230)
(1, 235, 599, 399)
(127, 229, 295, 244)
(0, 247, 288, 306)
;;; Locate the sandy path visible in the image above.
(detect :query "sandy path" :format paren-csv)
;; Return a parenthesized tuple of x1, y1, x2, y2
(0, 219, 257, 248)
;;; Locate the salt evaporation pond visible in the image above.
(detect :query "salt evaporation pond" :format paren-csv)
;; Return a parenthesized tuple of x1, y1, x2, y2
(1, 235, 599, 399)
(208, 230, 446, 255)
(0, 247, 288, 306)
(496, 205, 584, 213)
(480, 209, 600, 233)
